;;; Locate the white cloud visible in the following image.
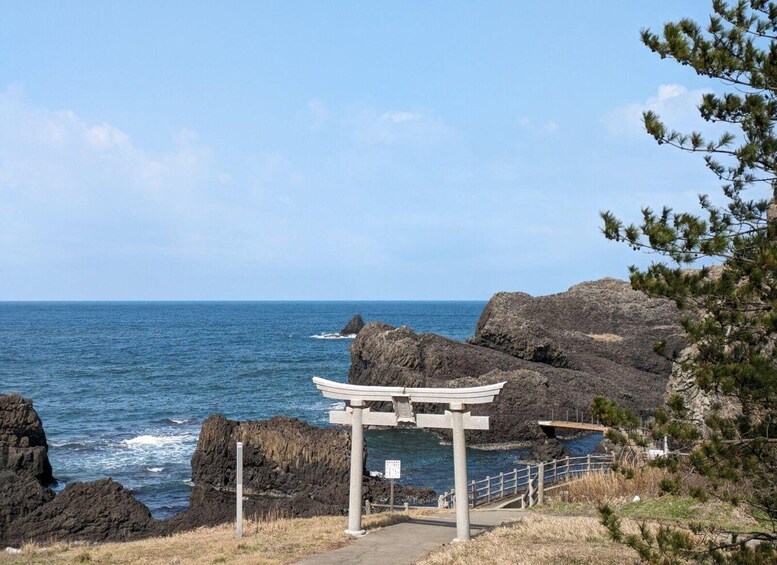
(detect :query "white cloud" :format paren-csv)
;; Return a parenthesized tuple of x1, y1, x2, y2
(603, 83, 711, 136)
(344, 106, 456, 146)
(0, 86, 251, 263)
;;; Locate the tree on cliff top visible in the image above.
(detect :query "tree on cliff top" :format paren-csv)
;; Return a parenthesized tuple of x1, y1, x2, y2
(601, 1, 777, 561)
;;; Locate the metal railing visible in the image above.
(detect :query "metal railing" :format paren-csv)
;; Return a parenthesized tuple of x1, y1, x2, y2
(439, 454, 613, 509)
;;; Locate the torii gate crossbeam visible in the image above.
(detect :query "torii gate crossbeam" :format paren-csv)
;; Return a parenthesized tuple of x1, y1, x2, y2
(313, 377, 505, 542)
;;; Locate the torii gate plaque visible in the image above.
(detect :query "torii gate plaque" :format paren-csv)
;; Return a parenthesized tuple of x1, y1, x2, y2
(312, 377, 505, 542)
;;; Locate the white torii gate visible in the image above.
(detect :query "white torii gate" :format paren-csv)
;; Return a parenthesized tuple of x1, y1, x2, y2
(312, 377, 505, 542)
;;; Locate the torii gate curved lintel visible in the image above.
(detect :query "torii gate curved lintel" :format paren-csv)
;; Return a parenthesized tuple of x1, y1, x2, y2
(312, 377, 505, 542)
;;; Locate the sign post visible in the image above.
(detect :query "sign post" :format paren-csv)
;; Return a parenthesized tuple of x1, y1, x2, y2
(385, 460, 401, 511)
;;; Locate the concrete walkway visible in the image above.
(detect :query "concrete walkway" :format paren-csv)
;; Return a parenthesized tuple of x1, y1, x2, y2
(294, 509, 523, 565)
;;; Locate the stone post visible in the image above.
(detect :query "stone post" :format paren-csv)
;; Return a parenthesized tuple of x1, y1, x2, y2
(345, 400, 366, 536)
(450, 403, 470, 542)
(537, 461, 545, 505)
(236, 442, 243, 539)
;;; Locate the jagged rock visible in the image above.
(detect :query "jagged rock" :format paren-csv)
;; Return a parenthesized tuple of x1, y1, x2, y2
(169, 415, 356, 530)
(4, 478, 161, 545)
(349, 279, 682, 447)
(0, 471, 54, 544)
(665, 345, 741, 430)
(470, 278, 682, 376)
(0, 394, 54, 485)
(341, 314, 365, 336)
(528, 438, 566, 462)
(0, 394, 56, 544)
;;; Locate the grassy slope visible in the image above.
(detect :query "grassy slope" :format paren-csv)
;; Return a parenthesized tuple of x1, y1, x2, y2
(0, 513, 418, 565)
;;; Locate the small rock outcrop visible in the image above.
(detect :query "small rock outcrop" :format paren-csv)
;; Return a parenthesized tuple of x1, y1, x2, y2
(4, 479, 161, 546)
(349, 279, 682, 447)
(0, 394, 54, 485)
(341, 314, 365, 336)
(170, 415, 355, 530)
(0, 394, 56, 544)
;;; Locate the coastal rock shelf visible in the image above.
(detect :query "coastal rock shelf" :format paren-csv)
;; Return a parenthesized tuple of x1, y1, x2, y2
(348, 278, 683, 448)
(0, 395, 433, 546)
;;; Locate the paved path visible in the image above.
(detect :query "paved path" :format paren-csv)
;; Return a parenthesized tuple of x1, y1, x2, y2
(294, 509, 523, 565)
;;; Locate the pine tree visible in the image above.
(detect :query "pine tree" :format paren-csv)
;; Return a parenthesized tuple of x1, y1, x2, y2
(601, 1, 777, 561)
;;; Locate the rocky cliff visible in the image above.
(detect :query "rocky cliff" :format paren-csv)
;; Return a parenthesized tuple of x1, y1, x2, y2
(0, 395, 56, 543)
(349, 279, 682, 446)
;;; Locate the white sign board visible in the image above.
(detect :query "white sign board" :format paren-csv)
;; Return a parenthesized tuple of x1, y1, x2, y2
(385, 459, 401, 479)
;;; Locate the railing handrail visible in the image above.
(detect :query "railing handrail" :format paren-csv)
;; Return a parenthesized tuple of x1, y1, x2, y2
(439, 453, 614, 510)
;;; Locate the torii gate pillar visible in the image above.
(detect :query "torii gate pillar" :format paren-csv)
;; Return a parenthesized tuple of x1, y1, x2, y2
(313, 377, 505, 542)
(449, 402, 470, 541)
(345, 399, 366, 536)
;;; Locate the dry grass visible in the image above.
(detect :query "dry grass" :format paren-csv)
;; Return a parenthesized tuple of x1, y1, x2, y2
(546, 466, 667, 506)
(585, 334, 624, 342)
(0, 511, 434, 565)
(416, 513, 638, 565)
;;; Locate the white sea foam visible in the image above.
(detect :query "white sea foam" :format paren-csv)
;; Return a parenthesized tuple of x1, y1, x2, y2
(181, 479, 195, 487)
(122, 434, 193, 448)
(310, 333, 355, 340)
(147, 467, 164, 473)
(369, 471, 384, 478)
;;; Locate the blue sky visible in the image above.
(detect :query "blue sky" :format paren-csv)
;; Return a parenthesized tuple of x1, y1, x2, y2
(0, 2, 727, 299)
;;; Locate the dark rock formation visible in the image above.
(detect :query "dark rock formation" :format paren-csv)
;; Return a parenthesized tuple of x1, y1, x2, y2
(349, 279, 682, 447)
(168, 413, 435, 531)
(0, 394, 54, 485)
(169, 414, 355, 530)
(470, 278, 682, 376)
(0, 394, 56, 544)
(341, 314, 365, 336)
(0, 471, 55, 544)
(4, 479, 161, 546)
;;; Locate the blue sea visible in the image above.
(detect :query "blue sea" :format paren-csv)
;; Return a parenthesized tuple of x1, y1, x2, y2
(0, 302, 601, 518)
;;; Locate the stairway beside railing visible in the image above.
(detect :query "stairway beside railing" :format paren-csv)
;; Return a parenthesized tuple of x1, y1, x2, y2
(438, 454, 613, 509)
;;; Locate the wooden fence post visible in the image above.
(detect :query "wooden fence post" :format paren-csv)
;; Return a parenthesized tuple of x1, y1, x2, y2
(486, 476, 491, 503)
(587, 454, 591, 473)
(499, 472, 504, 500)
(365, 500, 371, 515)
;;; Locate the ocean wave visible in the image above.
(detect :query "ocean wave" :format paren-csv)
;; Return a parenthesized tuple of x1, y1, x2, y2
(122, 434, 195, 448)
(146, 467, 165, 473)
(159, 418, 197, 426)
(49, 441, 98, 451)
(310, 333, 355, 340)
